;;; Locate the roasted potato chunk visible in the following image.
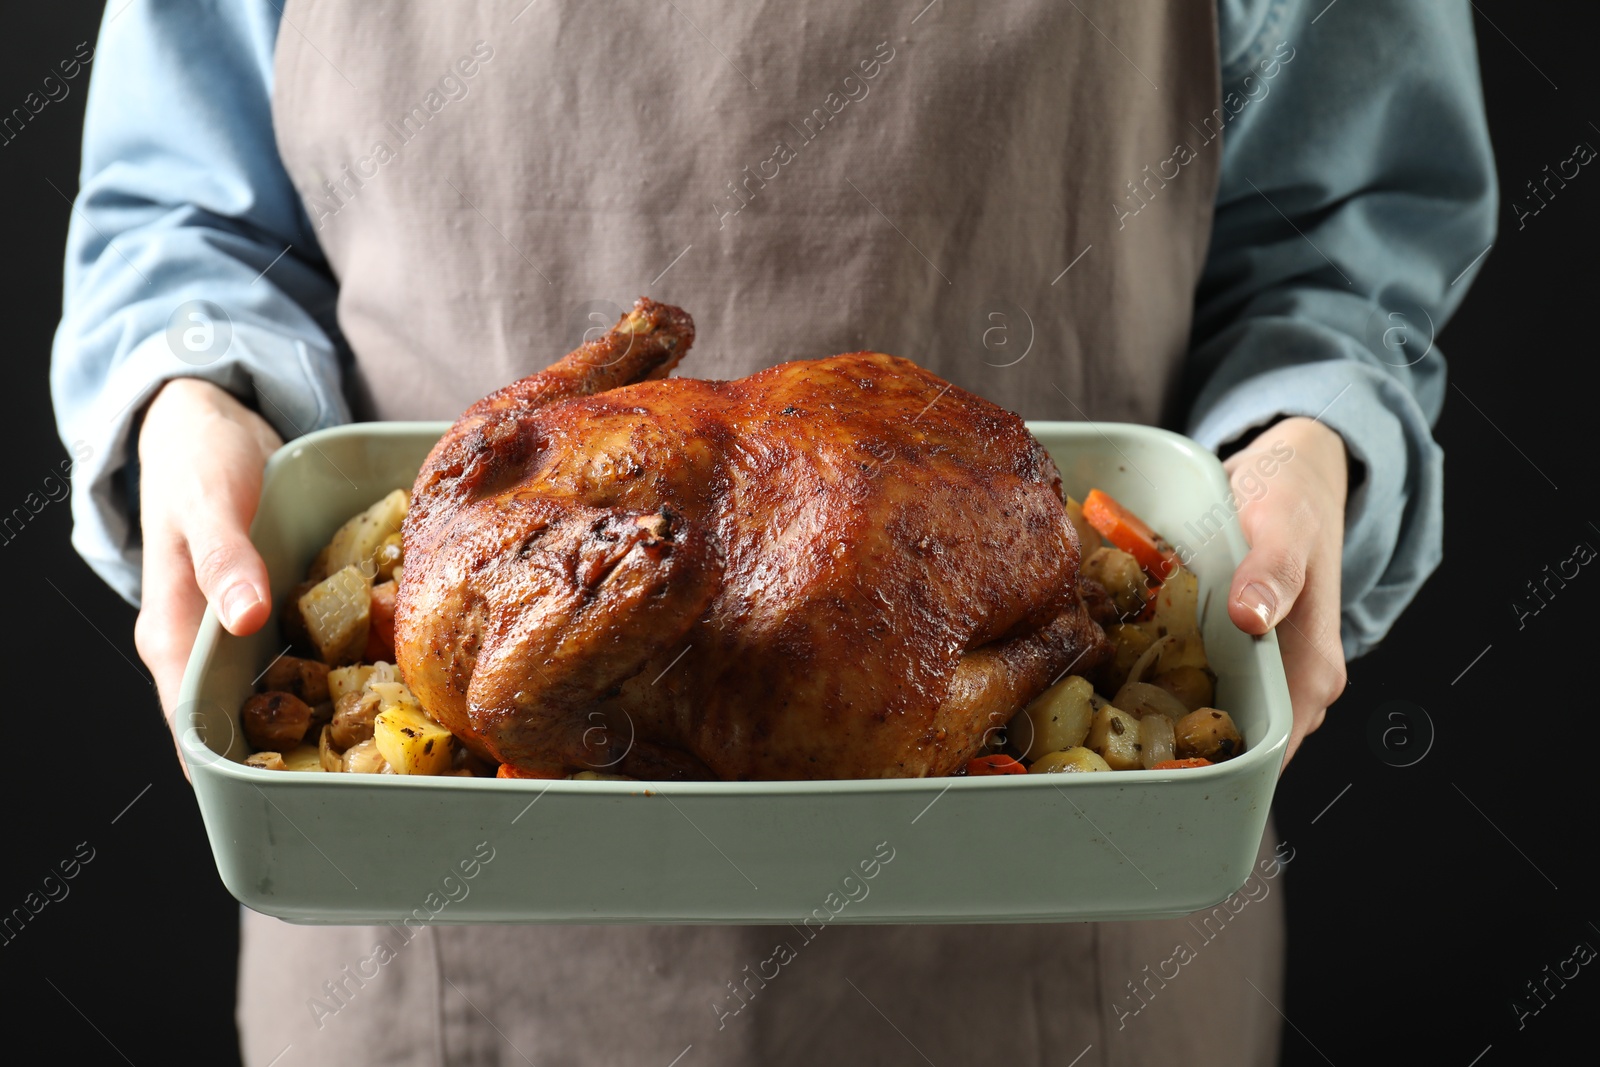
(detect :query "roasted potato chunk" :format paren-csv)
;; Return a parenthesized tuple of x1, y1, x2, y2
(1148, 566, 1199, 639)
(327, 664, 376, 702)
(1011, 675, 1094, 759)
(282, 744, 325, 772)
(1085, 704, 1143, 771)
(241, 691, 312, 752)
(1063, 497, 1102, 561)
(298, 565, 371, 665)
(244, 752, 287, 771)
(374, 532, 404, 582)
(1103, 623, 1153, 694)
(1175, 707, 1244, 762)
(374, 703, 454, 775)
(1152, 665, 1214, 711)
(1157, 631, 1211, 674)
(323, 489, 409, 578)
(1029, 747, 1112, 773)
(1083, 547, 1148, 619)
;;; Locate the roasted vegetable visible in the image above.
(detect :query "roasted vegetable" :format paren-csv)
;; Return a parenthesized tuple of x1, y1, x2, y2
(1085, 704, 1143, 771)
(1103, 623, 1154, 694)
(329, 690, 381, 749)
(1124, 631, 1212, 698)
(317, 724, 343, 772)
(1124, 633, 1174, 688)
(1160, 633, 1211, 673)
(498, 763, 562, 780)
(323, 489, 409, 578)
(364, 580, 399, 663)
(259, 655, 330, 704)
(298, 564, 371, 665)
(373, 532, 405, 582)
(240, 691, 312, 752)
(1029, 747, 1112, 773)
(1152, 665, 1214, 711)
(327, 664, 376, 702)
(1111, 681, 1190, 724)
(1011, 675, 1095, 759)
(1082, 547, 1149, 619)
(341, 738, 388, 774)
(1063, 496, 1102, 562)
(1082, 489, 1180, 580)
(374, 702, 454, 775)
(247, 485, 1248, 782)
(1139, 714, 1177, 769)
(369, 679, 421, 713)
(1174, 707, 1244, 762)
(1148, 566, 1200, 639)
(281, 744, 325, 772)
(966, 754, 1027, 776)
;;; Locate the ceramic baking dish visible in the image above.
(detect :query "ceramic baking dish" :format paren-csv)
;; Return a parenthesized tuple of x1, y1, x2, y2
(177, 421, 1291, 925)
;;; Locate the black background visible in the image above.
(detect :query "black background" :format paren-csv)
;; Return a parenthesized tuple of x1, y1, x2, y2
(1, 4, 1591, 1064)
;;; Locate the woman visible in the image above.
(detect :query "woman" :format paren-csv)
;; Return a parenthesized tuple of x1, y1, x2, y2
(53, 1, 1494, 1063)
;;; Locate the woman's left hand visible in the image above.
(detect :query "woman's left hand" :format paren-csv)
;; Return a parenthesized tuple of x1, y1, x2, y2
(1223, 416, 1350, 771)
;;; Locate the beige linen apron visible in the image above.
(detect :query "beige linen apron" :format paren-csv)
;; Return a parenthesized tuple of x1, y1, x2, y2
(245, 2, 1284, 1063)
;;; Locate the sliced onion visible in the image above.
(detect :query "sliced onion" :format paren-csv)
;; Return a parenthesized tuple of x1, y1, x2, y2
(1140, 714, 1176, 769)
(1113, 681, 1191, 724)
(1124, 634, 1177, 689)
(341, 738, 387, 774)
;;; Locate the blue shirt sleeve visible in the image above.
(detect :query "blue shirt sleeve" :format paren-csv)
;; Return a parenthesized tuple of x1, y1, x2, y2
(49, 0, 348, 605)
(54, 0, 1496, 662)
(1197, 0, 1497, 659)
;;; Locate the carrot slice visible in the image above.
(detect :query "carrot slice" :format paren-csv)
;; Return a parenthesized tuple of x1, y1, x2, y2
(966, 754, 1027, 776)
(1152, 757, 1213, 770)
(1081, 489, 1181, 581)
(364, 580, 398, 662)
(496, 763, 562, 780)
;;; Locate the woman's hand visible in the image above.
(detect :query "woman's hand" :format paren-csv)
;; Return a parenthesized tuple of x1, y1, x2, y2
(1223, 416, 1349, 771)
(134, 378, 282, 767)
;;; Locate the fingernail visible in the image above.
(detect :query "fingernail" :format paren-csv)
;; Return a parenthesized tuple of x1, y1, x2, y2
(221, 583, 260, 629)
(1238, 582, 1276, 630)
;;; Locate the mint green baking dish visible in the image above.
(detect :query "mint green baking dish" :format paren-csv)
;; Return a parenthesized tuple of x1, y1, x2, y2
(177, 421, 1291, 925)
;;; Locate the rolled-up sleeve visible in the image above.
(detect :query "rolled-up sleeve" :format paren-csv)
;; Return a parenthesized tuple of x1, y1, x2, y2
(50, 0, 343, 605)
(1191, 0, 1497, 658)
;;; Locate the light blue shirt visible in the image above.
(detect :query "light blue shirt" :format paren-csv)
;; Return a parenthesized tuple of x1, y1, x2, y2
(50, 0, 1497, 660)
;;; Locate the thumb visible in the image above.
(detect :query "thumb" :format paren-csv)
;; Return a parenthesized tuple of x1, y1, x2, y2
(184, 492, 272, 636)
(1228, 525, 1309, 636)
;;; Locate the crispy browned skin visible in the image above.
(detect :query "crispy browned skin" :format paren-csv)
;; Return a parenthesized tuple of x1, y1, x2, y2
(396, 298, 1109, 780)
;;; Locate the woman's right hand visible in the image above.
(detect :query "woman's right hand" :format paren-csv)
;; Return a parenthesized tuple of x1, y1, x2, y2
(134, 378, 283, 767)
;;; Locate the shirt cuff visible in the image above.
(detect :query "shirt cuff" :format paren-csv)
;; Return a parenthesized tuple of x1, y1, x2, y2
(1187, 356, 1444, 660)
(66, 324, 350, 605)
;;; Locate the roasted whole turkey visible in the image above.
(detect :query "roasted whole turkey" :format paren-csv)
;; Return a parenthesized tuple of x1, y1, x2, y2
(395, 299, 1111, 780)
